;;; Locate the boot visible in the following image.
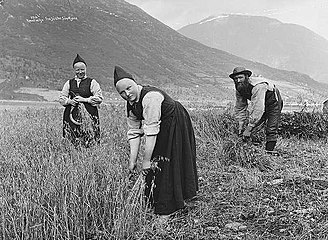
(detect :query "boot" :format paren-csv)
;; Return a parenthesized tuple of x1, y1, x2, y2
(265, 141, 278, 155)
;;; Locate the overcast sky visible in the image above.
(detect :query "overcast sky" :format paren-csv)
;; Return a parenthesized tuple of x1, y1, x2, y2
(125, 0, 328, 40)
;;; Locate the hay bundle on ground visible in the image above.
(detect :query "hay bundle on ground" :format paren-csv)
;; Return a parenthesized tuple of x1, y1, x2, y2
(192, 109, 272, 170)
(222, 136, 272, 171)
(68, 103, 95, 147)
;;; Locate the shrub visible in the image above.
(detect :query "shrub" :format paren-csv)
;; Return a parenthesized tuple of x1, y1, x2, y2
(279, 111, 328, 139)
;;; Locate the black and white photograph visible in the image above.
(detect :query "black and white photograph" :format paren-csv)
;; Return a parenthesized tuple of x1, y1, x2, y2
(1, 0, 328, 239)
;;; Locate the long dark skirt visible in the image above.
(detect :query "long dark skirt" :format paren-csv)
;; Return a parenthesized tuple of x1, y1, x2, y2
(145, 101, 198, 215)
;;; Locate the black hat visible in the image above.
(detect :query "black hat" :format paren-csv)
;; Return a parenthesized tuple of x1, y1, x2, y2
(114, 66, 134, 86)
(73, 54, 87, 67)
(229, 67, 252, 79)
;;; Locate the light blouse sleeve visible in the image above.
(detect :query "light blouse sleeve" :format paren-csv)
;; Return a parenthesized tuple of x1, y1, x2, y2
(58, 80, 70, 106)
(87, 79, 103, 106)
(142, 91, 164, 136)
(127, 107, 144, 140)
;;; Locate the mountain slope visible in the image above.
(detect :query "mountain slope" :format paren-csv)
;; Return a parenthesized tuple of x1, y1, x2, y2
(0, 1, 326, 102)
(178, 14, 328, 83)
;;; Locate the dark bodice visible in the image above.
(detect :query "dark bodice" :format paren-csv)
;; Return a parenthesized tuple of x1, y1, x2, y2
(69, 77, 93, 98)
(127, 85, 175, 121)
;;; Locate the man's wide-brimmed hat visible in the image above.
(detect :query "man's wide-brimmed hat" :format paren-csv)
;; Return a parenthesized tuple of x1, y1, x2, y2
(229, 67, 252, 79)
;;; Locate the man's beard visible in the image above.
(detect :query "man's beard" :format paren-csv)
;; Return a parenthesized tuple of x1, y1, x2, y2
(235, 81, 253, 97)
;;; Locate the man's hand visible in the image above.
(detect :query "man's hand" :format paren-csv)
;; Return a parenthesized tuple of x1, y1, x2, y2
(238, 121, 245, 137)
(242, 128, 252, 142)
(238, 129, 243, 137)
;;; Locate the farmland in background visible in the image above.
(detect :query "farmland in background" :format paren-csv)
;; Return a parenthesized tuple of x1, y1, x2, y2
(2, 103, 328, 239)
(0, 98, 323, 113)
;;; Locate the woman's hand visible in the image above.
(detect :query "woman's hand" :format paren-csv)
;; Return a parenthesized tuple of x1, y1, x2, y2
(142, 135, 157, 170)
(73, 96, 88, 103)
(142, 160, 151, 170)
(128, 161, 137, 172)
(68, 98, 78, 106)
(128, 137, 140, 173)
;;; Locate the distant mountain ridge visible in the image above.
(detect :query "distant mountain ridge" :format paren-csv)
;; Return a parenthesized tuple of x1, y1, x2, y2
(178, 14, 328, 83)
(0, 1, 326, 102)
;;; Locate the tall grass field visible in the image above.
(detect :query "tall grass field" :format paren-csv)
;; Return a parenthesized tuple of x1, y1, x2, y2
(1, 103, 328, 239)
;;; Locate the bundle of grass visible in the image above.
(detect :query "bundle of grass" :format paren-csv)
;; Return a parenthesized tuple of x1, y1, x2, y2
(67, 103, 96, 147)
(113, 173, 150, 239)
(279, 111, 328, 139)
(221, 135, 272, 171)
(191, 109, 271, 170)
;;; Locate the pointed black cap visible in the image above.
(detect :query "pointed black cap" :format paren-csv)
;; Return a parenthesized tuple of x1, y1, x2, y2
(73, 54, 87, 67)
(114, 66, 134, 86)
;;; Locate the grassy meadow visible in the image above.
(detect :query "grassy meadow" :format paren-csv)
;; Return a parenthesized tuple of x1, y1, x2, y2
(1, 103, 328, 239)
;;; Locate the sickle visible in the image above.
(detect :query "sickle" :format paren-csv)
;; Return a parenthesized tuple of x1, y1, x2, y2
(69, 105, 82, 126)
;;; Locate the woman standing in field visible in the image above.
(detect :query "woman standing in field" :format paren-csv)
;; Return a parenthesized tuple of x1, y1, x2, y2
(114, 66, 198, 216)
(59, 54, 103, 146)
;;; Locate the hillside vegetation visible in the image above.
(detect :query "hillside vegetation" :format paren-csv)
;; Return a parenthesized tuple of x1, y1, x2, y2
(1, 0, 327, 102)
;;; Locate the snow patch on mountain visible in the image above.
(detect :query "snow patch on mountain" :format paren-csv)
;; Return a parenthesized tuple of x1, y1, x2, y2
(199, 15, 229, 25)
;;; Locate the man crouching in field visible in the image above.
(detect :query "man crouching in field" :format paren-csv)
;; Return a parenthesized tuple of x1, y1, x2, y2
(229, 67, 283, 154)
